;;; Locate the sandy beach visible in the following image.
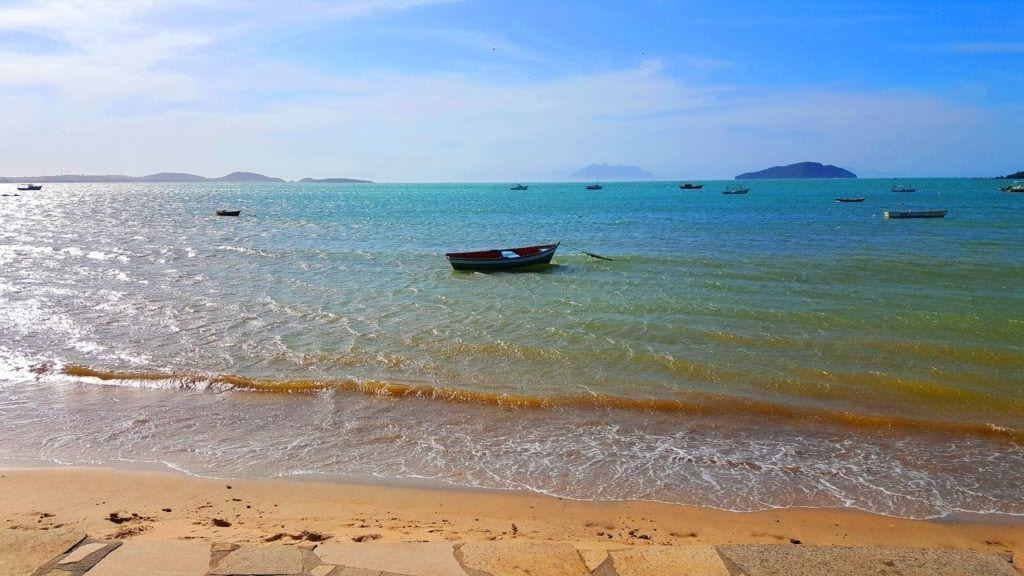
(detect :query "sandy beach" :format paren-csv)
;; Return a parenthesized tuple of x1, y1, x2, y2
(1, 465, 1019, 561)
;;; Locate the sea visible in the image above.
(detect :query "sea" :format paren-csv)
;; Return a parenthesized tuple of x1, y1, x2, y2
(1, 179, 1021, 520)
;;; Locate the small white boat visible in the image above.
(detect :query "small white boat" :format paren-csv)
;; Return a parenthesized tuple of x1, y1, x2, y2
(884, 210, 947, 219)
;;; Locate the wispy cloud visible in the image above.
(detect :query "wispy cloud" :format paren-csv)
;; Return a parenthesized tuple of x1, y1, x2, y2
(0, 1, 1020, 180)
(317, 0, 461, 18)
(947, 42, 1024, 54)
(0, 0, 464, 106)
(6, 52, 1013, 180)
(399, 27, 548, 63)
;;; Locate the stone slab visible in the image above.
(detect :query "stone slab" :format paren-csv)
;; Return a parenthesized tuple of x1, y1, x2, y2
(210, 544, 303, 575)
(598, 545, 730, 576)
(310, 565, 339, 576)
(316, 542, 462, 576)
(575, 547, 614, 573)
(60, 542, 110, 564)
(84, 540, 211, 576)
(212, 542, 238, 553)
(717, 545, 1019, 576)
(457, 541, 590, 576)
(0, 528, 84, 576)
(336, 568, 381, 576)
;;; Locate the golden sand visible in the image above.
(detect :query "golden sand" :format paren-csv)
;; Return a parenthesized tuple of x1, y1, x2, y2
(0, 466, 1019, 559)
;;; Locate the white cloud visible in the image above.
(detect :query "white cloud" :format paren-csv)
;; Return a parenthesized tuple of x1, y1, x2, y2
(0, 1, 1019, 180)
(947, 42, 1024, 54)
(318, 0, 461, 19)
(3, 51, 1019, 180)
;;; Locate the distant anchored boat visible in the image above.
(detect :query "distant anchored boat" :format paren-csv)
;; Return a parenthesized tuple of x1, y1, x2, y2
(510, 184, 528, 190)
(722, 187, 749, 194)
(835, 197, 866, 202)
(891, 185, 916, 193)
(586, 184, 603, 190)
(999, 182, 1024, 192)
(445, 243, 559, 271)
(884, 209, 947, 219)
(17, 184, 42, 191)
(679, 183, 703, 189)
(216, 210, 241, 216)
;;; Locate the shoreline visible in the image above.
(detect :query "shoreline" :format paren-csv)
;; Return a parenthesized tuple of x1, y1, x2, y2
(5, 457, 1022, 524)
(0, 465, 1019, 560)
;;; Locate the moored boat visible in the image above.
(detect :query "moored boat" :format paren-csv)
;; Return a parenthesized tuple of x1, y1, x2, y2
(835, 197, 866, 202)
(679, 183, 703, 189)
(510, 184, 528, 190)
(891, 185, 916, 193)
(17, 184, 42, 191)
(884, 209, 946, 219)
(722, 187, 749, 194)
(999, 182, 1024, 192)
(586, 184, 603, 190)
(445, 243, 559, 271)
(216, 210, 241, 216)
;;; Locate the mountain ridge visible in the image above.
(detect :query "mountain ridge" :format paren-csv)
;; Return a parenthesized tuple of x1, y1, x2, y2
(570, 163, 656, 181)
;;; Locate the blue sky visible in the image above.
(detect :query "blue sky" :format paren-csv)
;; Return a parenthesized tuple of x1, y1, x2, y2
(1, 0, 1022, 181)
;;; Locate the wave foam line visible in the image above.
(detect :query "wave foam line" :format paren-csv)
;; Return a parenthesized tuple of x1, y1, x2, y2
(61, 364, 1023, 442)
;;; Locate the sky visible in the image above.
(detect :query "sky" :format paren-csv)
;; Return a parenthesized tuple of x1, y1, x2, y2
(1, 0, 1022, 182)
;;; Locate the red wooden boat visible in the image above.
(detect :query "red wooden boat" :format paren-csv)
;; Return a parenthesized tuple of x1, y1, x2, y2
(446, 243, 559, 271)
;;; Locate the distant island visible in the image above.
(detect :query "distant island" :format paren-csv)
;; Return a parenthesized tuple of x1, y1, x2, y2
(736, 162, 857, 180)
(0, 171, 373, 184)
(571, 163, 656, 181)
(299, 177, 374, 184)
(997, 170, 1024, 179)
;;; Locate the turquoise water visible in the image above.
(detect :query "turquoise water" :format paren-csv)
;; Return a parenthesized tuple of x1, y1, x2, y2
(0, 179, 1021, 518)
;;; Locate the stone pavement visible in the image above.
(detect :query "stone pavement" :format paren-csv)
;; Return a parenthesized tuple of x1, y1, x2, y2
(6, 532, 1020, 576)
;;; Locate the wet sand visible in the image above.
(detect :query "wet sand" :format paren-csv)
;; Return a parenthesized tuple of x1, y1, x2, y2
(0, 466, 1019, 560)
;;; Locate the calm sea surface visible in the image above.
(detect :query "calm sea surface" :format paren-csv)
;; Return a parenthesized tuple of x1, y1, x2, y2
(1, 179, 1021, 518)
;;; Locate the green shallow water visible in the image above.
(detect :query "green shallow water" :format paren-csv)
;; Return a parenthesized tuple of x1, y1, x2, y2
(0, 179, 1021, 517)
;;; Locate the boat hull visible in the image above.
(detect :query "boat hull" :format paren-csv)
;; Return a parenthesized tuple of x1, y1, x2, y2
(17, 184, 42, 191)
(446, 243, 558, 271)
(884, 210, 947, 219)
(836, 197, 865, 202)
(216, 210, 241, 216)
